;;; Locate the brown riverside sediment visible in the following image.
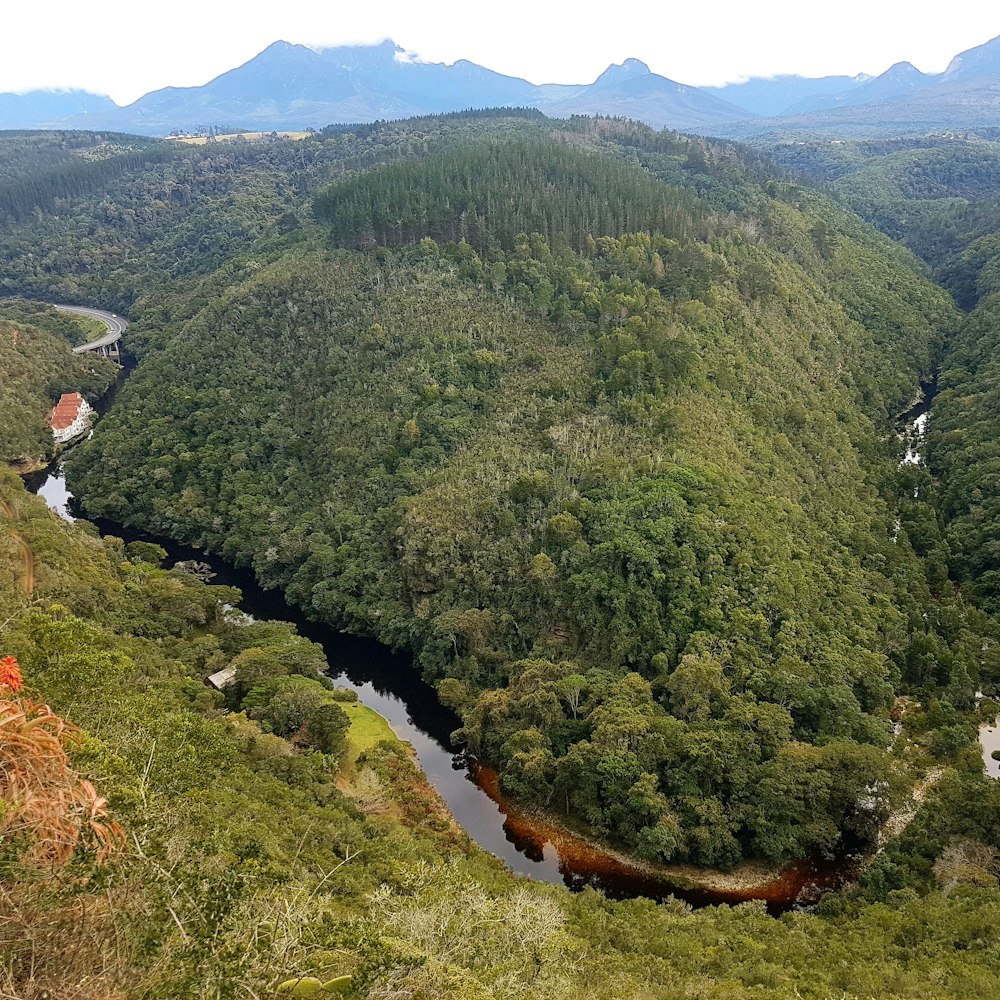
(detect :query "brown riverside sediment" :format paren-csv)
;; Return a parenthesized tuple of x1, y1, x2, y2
(471, 761, 861, 907)
(8, 458, 48, 475)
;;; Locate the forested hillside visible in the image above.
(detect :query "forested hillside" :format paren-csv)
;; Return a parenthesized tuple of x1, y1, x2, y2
(6, 115, 1000, 998)
(7, 114, 982, 870)
(0, 300, 116, 468)
(314, 135, 703, 250)
(915, 199, 1000, 619)
(0, 448, 998, 998)
(766, 135, 1000, 625)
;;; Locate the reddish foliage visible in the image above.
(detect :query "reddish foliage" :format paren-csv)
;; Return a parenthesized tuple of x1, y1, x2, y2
(0, 664, 124, 867)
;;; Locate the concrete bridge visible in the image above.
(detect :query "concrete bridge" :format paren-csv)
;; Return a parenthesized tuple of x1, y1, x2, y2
(57, 305, 128, 360)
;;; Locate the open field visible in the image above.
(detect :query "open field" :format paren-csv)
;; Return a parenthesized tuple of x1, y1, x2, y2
(340, 700, 397, 769)
(165, 131, 311, 145)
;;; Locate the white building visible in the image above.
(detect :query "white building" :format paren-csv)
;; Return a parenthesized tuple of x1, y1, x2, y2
(49, 392, 94, 445)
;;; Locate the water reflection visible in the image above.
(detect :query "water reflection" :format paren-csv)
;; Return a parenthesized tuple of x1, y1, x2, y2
(20, 463, 857, 911)
(22, 465, 76, 522)
(980, 718, 1000, 778)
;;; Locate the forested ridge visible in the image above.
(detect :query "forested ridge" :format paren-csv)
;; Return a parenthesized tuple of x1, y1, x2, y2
(4, 115, 1000, 997)
(917, 201, 1000, 620)
(314, 135, 704, 250)
(766, 134, 1000, 626)
(16, 114, 986, 870)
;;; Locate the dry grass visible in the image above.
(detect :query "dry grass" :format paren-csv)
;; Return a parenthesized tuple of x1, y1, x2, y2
(0, 687, 124, 867)
(0, 883, 130, 1000)
(165, 131, 311, 146)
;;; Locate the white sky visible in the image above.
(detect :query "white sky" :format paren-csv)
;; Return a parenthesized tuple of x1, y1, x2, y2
(3, 0, 998, 104)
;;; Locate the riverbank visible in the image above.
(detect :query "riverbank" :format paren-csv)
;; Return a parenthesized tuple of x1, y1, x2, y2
(471, 762, 859, 908)
(7, 425, 93, 477)
(8, 456, 48, 475)
(27, 456, 864, 911)
(17, 358, 944, 913)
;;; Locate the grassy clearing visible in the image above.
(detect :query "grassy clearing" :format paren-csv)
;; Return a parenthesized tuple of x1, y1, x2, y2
(341, 700, 397, 769)
(70, 314, 107, 341)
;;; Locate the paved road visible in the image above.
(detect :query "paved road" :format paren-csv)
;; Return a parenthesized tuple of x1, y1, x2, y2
(56, 305, 128, 354)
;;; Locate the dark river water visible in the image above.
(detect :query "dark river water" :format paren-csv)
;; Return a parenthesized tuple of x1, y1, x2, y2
(25, 356, 932, 912)
(21, 455, 863, 912)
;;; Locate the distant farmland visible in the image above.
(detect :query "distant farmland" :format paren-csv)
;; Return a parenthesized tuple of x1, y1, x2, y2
(165, 131, 311, 145)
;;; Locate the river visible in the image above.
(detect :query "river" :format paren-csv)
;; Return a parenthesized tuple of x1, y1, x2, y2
(27, 361, 950, 912)
(895, 383, 1000, 780)
(23, 451, 866, 910)
(897, 379, 935, 469)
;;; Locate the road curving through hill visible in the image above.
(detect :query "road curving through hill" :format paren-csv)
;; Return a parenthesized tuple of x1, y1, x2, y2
(55, 304, 128, 354)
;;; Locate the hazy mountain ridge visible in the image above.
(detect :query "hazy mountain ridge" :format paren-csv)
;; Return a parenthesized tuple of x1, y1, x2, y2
(703, 36, 1000, 137)
(34, 41, 752, 134)
(3, 33, 1000, 135)
(0, 89, 116, 129)
(703, 73, 870, 116)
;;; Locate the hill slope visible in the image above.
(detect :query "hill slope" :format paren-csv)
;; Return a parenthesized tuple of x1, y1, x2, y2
(31, 113, 986, 870)
(4, 114, 1000, 999)
(0, 471, 998, 999)
(0, 301, 116, 469)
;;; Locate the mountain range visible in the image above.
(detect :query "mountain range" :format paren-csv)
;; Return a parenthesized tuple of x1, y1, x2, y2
(0, 89, 116, 130)
(3, 33, 1000, 136)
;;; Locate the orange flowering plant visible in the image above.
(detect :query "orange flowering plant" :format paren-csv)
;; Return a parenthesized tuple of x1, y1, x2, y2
(0, 655, 124, 867)
(0, 654, 23, 691)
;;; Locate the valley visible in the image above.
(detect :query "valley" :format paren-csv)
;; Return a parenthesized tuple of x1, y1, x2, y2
(3, 64, 1000, 996)
(24, 444, 864, 911)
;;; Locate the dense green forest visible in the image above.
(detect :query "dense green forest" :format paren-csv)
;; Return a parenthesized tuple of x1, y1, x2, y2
(314, 135, 703, 250)
(767, 134, 1000, 625)
(0, 300, 116, 467)
(9, 115, 983, 869)
(768, 137, 1000, 242)
(4, 115, 1000, 997)
(2, 468, 1000, 997)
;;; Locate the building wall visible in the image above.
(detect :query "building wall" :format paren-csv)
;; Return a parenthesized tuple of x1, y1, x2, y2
(52, 399, 94, 445)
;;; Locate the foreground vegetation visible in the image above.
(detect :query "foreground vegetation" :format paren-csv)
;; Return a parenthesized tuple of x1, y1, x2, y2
(4, 468, 1000, 998)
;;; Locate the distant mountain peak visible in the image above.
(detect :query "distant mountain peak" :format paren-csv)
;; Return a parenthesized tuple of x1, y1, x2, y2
(942, 33, 1000, 81)
(596, 58, 652, 85)
(619, 58, 651, 74)
(258, 39, 314, 58)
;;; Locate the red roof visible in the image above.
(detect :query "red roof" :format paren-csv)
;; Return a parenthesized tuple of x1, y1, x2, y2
(49, 393, 86, 431)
